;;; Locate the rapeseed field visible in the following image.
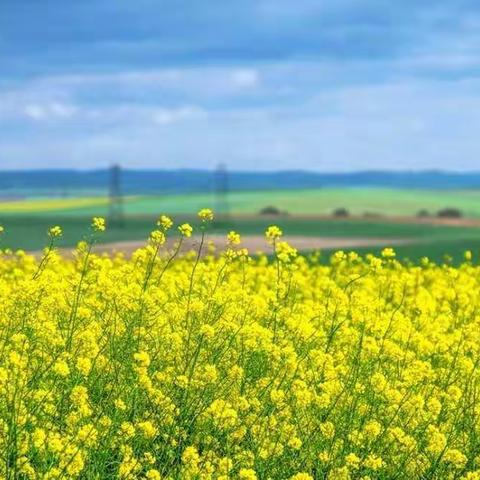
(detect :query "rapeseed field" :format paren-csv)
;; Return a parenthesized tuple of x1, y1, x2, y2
(0, 210, 479, 479)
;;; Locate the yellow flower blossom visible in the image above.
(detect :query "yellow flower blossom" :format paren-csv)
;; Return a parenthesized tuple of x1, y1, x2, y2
(239, 468, 257, 480)
(149, 229, 166, 246)
(146, 469, 162, 480)
(137, 420, 157, 439)
(48, 225, 63, 238)
(53, 359, 70, 377)
(157, 215, 173, 230)
(265, 225, 283, 242)
(178, 223, 193, 237)
(227, 230, 241, 245)
(198, 208, 214, 222)
(381, 247, 396, 258)
(290, 474, 313, 480)
(91, 216, 106, 232)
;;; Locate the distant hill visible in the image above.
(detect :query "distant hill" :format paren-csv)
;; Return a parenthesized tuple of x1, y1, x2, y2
(1, 169, 480, 197)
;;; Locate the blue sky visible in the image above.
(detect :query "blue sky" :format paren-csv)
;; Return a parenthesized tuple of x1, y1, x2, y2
(1, 0, 480, 171)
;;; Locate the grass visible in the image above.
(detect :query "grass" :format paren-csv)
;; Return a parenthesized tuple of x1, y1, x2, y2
(321, 239, 480, 266)
(1, 214, 479, 264)
(1, 188, 480, 264)
(3, 188, 480, 217)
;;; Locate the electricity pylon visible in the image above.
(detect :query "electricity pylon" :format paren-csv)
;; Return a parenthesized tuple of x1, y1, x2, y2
(214, 163, 229, 221)
(108, 163, 125, 227)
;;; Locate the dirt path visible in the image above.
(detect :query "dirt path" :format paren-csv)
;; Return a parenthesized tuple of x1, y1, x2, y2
(250, 213, 480, 228)
(380, 216, 480, 227)
(59, 234, 412, 257)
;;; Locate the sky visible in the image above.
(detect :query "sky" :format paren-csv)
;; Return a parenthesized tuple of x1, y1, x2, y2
(1, 0, 480, 171)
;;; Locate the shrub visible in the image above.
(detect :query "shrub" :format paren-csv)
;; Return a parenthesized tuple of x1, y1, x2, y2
(437, 208, 462, 218)
(259, 205, 283, 215)
(332, 207, 349, 218)
(417, 209, 430, 218)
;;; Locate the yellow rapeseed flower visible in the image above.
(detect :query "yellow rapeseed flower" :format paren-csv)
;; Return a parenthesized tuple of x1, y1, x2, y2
(290, 474, 314, 480)
(227, 230, 241, 245)
(381, 247, 396, 258)
(91, 216, 106, 232)
(146, 469, 162, 480)
(265, 225, 283, 243)
(178, 223, 193, 237)
(149, 230, 166, 246)
(157, 214, 173, 230)
(48, 225, 63, 238)
(198, 208, 214, 222)
(239, 468, 257, 480)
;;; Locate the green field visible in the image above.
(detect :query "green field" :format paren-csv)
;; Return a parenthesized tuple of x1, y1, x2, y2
(1, 188, 480, 264)
(0, 215, 479, 265)
(3, 187, 480, 217)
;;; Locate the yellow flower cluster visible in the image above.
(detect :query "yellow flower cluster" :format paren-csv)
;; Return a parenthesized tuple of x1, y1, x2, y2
(0, 214, 480, 479)
(91, 216, 106, 232)
(149, 229, 166, 246)
(265, 225, 283, 243)
(178, 223, 193, 237)
(157, 214, 173, 230)
(227, 230, 241, 246)
(198, 208, 214, 222)
(48, 225, 63, 238)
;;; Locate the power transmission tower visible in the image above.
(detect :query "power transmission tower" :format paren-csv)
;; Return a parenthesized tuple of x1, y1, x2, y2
(109, 163, 125, 227)
(214, 163, 229, 221)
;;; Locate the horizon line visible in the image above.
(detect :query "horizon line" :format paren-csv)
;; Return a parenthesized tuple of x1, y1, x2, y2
(0, 168, 480, 175)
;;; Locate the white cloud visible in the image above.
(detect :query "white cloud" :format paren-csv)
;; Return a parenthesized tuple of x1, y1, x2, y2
(49, 102, 77, 118)
(3, 58, 480, 171)
(230, 69, 260, 88)
(23, 104, 46, 120)
(22, 102, 77, 121)
(152, 106, 207, 125)
(24, 66, 263, 101)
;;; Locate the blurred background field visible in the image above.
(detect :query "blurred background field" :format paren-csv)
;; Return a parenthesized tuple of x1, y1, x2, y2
(2, 170, 480, 264)
(4, 188, 480, 217)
